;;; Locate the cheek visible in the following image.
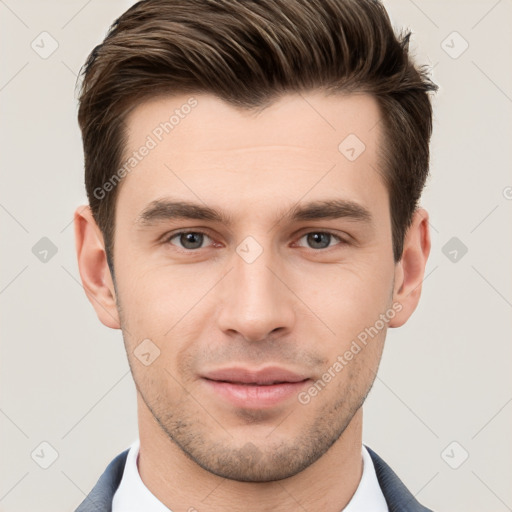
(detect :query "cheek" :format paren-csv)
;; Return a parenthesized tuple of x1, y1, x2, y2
(116, 268, 209, 377)
(301, 259, 394, 342)
(116, 263, 201, 335)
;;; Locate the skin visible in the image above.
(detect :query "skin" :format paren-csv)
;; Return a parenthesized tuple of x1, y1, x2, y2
(74, 91, 430, 511)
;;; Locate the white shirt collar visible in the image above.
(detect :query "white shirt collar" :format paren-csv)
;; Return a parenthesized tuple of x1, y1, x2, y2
(112, 439, 388, 512)
(344, 444, 389, 511)
(112, 438, 170, 512)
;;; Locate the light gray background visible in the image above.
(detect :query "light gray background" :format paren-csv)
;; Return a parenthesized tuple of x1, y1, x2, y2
(1, 1, 511, 511)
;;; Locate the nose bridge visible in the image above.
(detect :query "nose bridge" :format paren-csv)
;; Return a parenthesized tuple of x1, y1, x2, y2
(217, 236, 295, 342)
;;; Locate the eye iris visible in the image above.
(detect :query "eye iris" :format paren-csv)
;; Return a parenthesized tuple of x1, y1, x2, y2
(307, 232, 330, 249)
(180, 232, 203, 249)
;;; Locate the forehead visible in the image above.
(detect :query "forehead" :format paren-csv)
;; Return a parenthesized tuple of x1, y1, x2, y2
(122, 91, 382, 157)
(117, 91, 387, 223)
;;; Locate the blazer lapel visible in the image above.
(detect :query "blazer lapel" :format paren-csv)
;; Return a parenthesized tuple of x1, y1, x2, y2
(74, 449, 129, 512)
(366, 445, 434, 512)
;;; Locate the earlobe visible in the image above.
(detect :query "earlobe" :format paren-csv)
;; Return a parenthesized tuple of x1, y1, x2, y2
(74, 205, 121, 329)
(388, 208, 431, 328)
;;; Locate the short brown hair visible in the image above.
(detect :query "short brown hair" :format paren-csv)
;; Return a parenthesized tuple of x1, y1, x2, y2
(77, 0, 437, 266)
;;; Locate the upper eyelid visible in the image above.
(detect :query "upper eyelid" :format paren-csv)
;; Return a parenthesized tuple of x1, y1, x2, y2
(294, 231, 343, 243)
(164, 229, 214, 242)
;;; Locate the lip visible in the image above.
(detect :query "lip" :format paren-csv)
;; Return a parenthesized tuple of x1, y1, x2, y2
(201, 366, 310, 409)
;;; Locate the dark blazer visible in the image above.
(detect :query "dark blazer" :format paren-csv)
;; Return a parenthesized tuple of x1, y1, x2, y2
(74, 445, 433, 511)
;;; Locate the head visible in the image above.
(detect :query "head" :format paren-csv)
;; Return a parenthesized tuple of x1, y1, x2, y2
(75, 0, 436, 482)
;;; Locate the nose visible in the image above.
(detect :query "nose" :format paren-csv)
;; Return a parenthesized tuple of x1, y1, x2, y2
(216, 244, 296, 343)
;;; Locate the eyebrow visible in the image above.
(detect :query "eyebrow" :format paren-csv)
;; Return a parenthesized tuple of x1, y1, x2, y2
(136, 197, 373, 228)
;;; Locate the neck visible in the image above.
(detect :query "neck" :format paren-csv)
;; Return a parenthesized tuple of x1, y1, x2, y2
(137, 398, 363, 512)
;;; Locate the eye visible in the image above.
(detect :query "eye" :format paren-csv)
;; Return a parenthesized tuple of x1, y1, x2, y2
(163, 230, 347, 252)
(166, 231, 213, 250)
(296, 231, 345, 250)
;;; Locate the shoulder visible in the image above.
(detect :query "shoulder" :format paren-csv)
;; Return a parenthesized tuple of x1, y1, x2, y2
(365, 445, 435, 512)
(74, 449, 129, 512)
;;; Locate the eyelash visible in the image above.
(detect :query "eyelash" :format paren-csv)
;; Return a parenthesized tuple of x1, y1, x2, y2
(163, 230, 348, 252)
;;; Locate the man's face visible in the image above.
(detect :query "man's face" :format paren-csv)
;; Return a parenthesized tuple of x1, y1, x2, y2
(112, 92, 396, 481)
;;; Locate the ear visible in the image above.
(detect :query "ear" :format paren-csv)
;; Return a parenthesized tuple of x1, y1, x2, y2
(388, 207, 431, 328)
(74, 205, 120, 329)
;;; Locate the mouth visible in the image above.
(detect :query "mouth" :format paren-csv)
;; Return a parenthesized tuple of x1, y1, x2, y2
(201, 366, 311, 408)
